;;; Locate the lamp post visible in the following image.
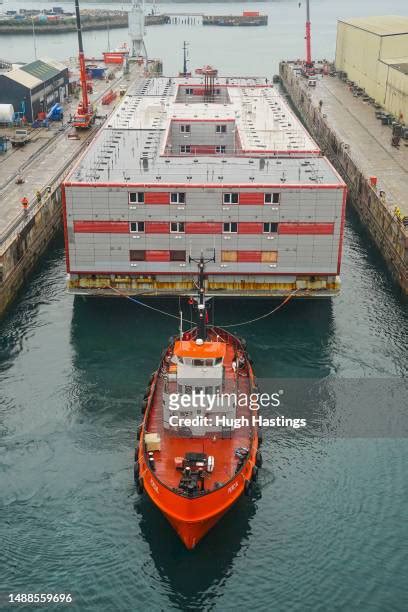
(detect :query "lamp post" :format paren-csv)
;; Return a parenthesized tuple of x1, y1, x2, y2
(31, 17, 37, 60)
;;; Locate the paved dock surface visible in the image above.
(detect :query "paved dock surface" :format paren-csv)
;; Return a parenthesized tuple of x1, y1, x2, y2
(0, 63, 142, 241)
(308, 74, 408, 215)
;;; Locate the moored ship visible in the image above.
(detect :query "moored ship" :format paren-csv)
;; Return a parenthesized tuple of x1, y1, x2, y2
(134, 255, 261, 549)
(63, 66, 346, 298)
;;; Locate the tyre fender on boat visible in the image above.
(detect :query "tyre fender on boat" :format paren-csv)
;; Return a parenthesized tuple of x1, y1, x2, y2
(255, 450, 263, 468)
(141, 398, 148, 414)
(251, 465, 258, 482)
(134, 442, 140, 462)
(133, 461, 140, 483)
(148, 372, 155, 385)
(257, 428, 263, 447)
(244, 479, 253, 497)
(137, 424, 143, 440)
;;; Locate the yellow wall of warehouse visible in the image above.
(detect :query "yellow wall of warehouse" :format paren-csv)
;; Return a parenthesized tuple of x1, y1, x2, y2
(335, 21, 408, 118)
(384, 65, 408, 121)
(335, 23, 382, 99)
(380, 35, 408, 60)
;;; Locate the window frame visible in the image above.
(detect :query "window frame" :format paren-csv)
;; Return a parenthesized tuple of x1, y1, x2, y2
(216, 145, 226, 154)
(264, 192, 281, 204)
(129, 192, 144, 204)
(221, 250, 237, 262)
(129, 221, 145, 233)
(170, 249, 187, 262)
(170, 192, 186, 204)
(180, 124, 191, 134)
(261, 251, 278, 263)
(263, 222, 279, 234)
(180, 145, 191, 154)
(223, 192, 239, 205)
(185, 88, 193, 95)
(216, 124, 227, 134)
(170, 221, 185, 233)
(129, 249, 146, 261)
(223, 222, 238, 234)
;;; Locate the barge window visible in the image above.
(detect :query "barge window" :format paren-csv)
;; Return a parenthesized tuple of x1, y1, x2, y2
(170, 222, 185, 233)
(129, 250, 146, 261)
(180, 124, 191, 133)
(261, 251, 278, 263)
(264, 193, 280, 204)
(216, 145, 226, 154)
(170, 250, 186, 261)
(129, 192, 144, 204)
(223, 222, 238, 233)
(170, 192, 186, 204)
(215, 357, 223, 365)
(221, 250, 237, 262)
(223, 193, 239, 204)
(180, 145, 191, 153)
(263, 222, 278, 233)
(216, 125, 227, 133)
(185, 88, 193, 95)
(130, 221, 145, 233)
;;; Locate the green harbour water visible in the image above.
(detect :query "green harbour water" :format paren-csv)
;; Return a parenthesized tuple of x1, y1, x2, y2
(1, 1, 408, 610)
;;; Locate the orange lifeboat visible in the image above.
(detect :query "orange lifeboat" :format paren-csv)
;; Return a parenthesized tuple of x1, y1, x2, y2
(134, 256, 261, 549)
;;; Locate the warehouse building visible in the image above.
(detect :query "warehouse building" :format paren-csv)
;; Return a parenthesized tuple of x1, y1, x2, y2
(0, 58, 69, 122)
(335, 15, 408, 122)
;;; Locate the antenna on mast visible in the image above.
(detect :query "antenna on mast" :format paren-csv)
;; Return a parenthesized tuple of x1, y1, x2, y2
(189, 250, 216, 342)
(181, 41, 190, 78)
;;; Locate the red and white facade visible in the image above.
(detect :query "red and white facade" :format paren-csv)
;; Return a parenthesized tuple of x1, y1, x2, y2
(63, 76, 346, 297)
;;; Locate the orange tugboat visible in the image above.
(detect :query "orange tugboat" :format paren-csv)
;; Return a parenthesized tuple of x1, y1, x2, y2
(134, 254, 262, 549)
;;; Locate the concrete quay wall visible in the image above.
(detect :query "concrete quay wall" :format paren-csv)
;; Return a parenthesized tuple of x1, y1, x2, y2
(279, 61, 408, 295)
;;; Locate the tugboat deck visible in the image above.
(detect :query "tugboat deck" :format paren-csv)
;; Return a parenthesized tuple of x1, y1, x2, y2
(145, 331, 253, 491)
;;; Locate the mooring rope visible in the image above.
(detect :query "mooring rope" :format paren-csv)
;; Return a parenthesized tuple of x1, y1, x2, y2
(106, 285, 299, 328)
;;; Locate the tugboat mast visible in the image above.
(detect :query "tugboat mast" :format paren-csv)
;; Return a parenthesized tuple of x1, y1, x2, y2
(189, 251, 215, 342)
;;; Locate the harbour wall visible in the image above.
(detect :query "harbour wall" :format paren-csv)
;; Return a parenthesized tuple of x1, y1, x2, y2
(0, 14, 169, 35)
(0, 161, 75, 317)
(279, 61, 408, 295)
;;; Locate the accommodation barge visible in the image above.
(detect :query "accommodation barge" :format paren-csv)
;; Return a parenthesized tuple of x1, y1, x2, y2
(63, 70, 347, 297)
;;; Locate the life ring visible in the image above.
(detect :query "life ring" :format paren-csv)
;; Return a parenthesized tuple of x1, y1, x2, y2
(251, 465, 258, 482)
(133, 461, 140, 483)
(255, 450, 263, 468)
(136, 477, 144, 494)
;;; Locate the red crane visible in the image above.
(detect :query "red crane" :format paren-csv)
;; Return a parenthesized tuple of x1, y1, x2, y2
(305, 0, 313, 68)
(73, 0, 95, 129)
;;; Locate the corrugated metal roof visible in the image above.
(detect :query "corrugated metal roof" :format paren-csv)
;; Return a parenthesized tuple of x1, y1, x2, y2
(21, 59, 61, 82)
(1, 57, 66, 90)
(339, 15, 408, 36)
(2, 68, 42, 89)
(38, 57, 67, 72)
